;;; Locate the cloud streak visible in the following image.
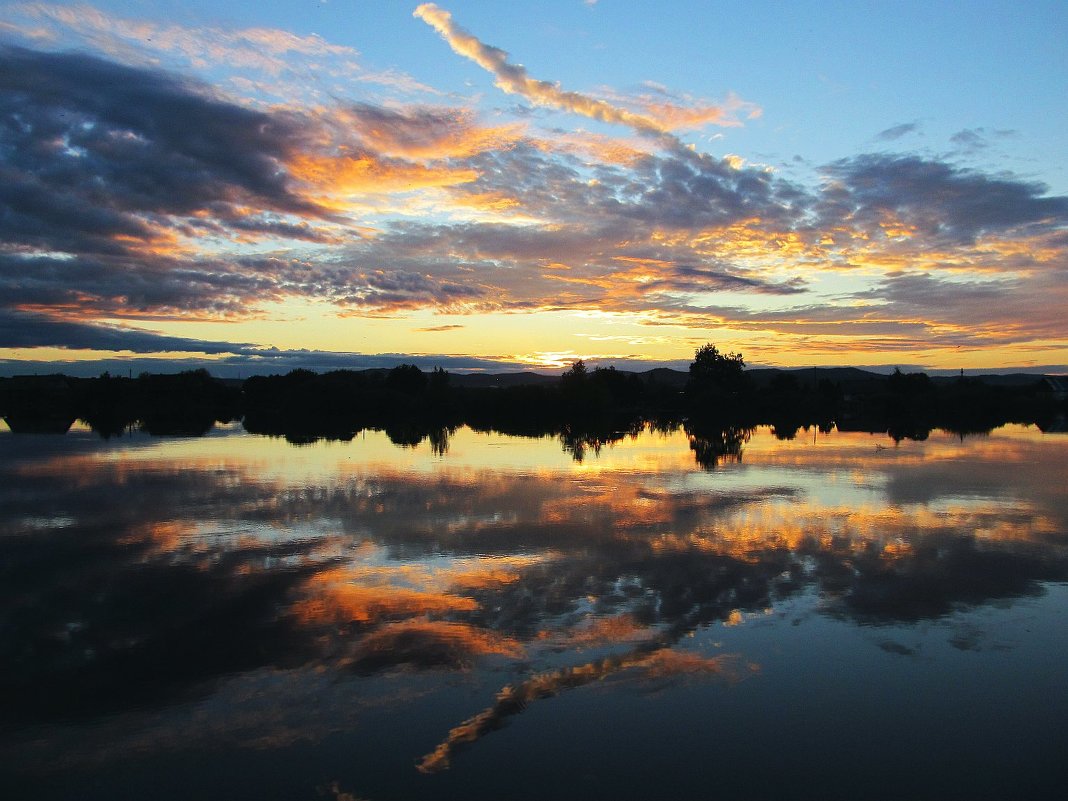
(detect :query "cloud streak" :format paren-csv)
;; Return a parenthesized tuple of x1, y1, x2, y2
(413, 3, 756, 140)
(414, 3, 665, 135)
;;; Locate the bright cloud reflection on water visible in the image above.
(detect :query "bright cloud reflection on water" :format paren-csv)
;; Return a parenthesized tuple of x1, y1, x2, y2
(1, 423, 1066, 800)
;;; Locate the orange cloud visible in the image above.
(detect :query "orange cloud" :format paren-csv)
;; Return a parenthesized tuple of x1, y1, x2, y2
(292, 570, 477, 626)
(334, 105, 524, 160)
(531, 130, 652, 165)
(347, 619, 523, 672)
(448, 191, 523, 214)
(596, 84, 762, 131)
(543, 613, 650, 646)
(638, 95, 760, 130)
(289, 152, 477, 202)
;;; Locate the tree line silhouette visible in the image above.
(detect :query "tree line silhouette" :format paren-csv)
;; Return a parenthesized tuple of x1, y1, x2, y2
(1, 346, 1065, 456)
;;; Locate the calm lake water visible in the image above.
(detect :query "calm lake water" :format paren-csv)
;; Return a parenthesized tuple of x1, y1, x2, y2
(2, 421, 1066, 800)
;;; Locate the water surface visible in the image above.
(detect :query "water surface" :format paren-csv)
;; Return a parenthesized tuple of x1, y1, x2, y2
(2, 422, 1066, 800)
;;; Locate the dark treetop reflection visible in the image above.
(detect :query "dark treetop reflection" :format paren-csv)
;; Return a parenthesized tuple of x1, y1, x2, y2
(1, 422, 1066, 800)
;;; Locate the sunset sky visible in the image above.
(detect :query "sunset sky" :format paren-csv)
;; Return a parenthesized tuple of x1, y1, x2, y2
(1, 0, 1066, 375)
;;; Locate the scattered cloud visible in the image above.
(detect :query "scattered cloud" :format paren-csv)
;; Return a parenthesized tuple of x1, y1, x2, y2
(949, 127, 1018, 154)
(4, 1, 434, 99)
(876, 121, 921, 141)
(817, 154, 1068, 246)
(950, 128, 988, 151)
(1, 4, 1065, 369)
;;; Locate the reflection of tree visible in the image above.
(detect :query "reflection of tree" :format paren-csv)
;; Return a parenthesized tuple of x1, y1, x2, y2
(770, 421, 800, 440)
(428, 426, 451, 456)
(887, 422, 930, 443)
(384, 423, 454, 452)
(385, 423, 425, 448)
(284, 431, 354, 446)
(2, 412, 76, 434)
(684, 422, 752, 468)
(558, 421, 642, 462)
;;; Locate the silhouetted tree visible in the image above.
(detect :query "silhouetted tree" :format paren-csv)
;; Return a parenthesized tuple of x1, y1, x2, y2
(685, 344, 750, 416)
(591, 366, 644, 407)
(561, 359, 588, 387)
(769, 372, 799, 394)
(136, 369, 239, 435)
(386, 364, 427, 395)
(689, 344, 745, 390)
(428, 366, 450, 392)
(887, 367, 933, 396)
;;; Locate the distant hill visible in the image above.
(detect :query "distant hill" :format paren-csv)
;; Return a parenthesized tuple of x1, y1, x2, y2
(448, 371, 559, 389)
(929, 372, 1047, 388)
(635, 368, 689, 388)
(2, 365, 1054, 393)
(746, 366, 886, 390)
(442, 366, 1048, 391)
(450, 368, 693, 389)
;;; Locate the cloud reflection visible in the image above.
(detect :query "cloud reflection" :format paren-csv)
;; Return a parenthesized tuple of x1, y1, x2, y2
(417, 645, 752, 773)
(1, 424, 1066, 775)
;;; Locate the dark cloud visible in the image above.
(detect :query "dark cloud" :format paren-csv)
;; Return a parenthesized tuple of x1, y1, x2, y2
(0, 309, 256, 354)
(334, 268, 486, 309)
(869, 272, 1004, 311)
(617, 150, 802, 231)
(0, 308, 536, 373)
(640, 264, 807, 298)
(0, 252, 284, 318)
(949, 127, 1019, 153)
(876, 122, 921, 141)
(226, 349, 533, 373)
(212, 214, 337, 243)
(0, 45, 343, 323)
(0, 45, 317, 227)
(819, 154, 1068, 245)
(455, 141, 805, 234)
(308, 142, 816, 314)
(949, 128, 988, 151)
(863, 272, 1068, 344)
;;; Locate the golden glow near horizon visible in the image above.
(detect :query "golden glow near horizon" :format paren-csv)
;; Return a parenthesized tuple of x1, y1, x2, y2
(0, 3, 1065, 373)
